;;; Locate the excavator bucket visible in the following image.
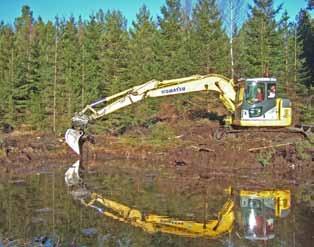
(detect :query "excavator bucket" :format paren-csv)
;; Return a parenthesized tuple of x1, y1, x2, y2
(65, 129, 84, 155)
(65, 160, 81, 186)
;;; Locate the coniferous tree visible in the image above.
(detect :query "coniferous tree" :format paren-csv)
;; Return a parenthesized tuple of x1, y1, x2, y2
(13, 6, 36, 124)
(277, 11, 308, 123)
(81, 12, 106, 106)
(233, 22, 251, 77)
(128, 5, 159, 127)
(0, 4, 312, 131)
(240, 0, 282, 78)
(27, 18, 43, 128)
(99, 10, 131, 133)
(296, 9, 314, 123)
(0, 24, 15, 124)
(297, 9, 314, 88)
(59, 17, 81, 121)
(129, 5, 158, 84)
(102, 10, 130, 95)
(191, 0, 229, 75)
(156, 0, 186, 79)
(36, 20, 57, 130)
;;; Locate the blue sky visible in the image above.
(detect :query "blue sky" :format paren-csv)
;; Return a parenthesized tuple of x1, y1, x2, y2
(0, 0, 311, 26)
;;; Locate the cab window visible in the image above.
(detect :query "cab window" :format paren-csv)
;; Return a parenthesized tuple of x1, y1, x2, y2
(245, 83, 265, 104)
(267, 83, 276, 99)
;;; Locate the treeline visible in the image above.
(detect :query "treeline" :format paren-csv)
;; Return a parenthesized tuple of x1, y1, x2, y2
(0, 0, 313, 133)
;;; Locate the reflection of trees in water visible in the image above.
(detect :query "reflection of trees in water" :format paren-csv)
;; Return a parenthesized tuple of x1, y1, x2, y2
(0, 172, 103, 246)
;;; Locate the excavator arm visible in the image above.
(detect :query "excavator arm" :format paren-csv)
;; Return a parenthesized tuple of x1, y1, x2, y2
(66, 74, 236, 154)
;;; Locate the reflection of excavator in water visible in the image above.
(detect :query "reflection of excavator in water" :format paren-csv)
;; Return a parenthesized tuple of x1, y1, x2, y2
(64, 74, 313, 155)
(64, 159, 291, 240)
(239, 189, 291, 241)
(65, 165, 290, 240)
(81, 193, 235, 238)
(73, 183, 290, 240)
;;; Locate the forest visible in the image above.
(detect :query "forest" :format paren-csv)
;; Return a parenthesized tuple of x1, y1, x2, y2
(0, 0, 313, 134)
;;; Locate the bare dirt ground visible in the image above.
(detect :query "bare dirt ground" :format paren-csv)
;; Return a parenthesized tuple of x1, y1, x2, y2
(0, 119, 312, 187)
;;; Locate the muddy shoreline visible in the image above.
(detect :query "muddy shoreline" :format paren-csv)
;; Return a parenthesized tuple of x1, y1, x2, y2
(0, 122, 312, 186)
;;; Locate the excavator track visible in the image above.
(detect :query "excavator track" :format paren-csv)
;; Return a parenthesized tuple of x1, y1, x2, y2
(214, 125, 314, 141)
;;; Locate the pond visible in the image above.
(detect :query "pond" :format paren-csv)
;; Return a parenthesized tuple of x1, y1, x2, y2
(0, 160, 313, 246)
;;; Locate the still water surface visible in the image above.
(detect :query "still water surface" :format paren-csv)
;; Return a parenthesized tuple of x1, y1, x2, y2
(0, 160, 313, 246)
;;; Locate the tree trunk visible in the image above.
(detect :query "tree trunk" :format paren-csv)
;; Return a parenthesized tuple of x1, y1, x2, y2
(53, 36, 58, 133)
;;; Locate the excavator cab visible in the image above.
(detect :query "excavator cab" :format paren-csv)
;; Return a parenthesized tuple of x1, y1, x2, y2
(233, 78, 292, 127)
(239, 190, 291, 241)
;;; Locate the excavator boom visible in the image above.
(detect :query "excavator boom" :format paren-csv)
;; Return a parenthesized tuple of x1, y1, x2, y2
(66, 74, 236, 154)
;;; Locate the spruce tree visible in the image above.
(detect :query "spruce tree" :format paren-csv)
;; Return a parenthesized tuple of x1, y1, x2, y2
(191, 0, 229, 75)
(99, 10, 131, 133)
(296, 9, 314, 123)
(81, 12, 106, 106)
(277, 11, 308, 123)
(156, 0, 186, 78)
(0, 24, 15, 124)
(101, 10, 130, 94)
(128, 5, 159, 127)
(60, 17, 81, 121)
(240, 0, 282, 78)
(13, 5, 36, 124)
(27, 18, 42, 128)
(233, 22, 251, 77)
(129, 5, 158, 84)
(35, 20, 56, 130)
(297, 9, 314, 88)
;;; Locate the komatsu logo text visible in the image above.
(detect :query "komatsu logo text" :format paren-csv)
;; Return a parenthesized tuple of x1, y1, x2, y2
(161, 87, 186, 94)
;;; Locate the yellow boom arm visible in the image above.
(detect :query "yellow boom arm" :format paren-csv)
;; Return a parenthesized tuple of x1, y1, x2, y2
(74, 74, 236, 126)
(66, 74, 236, 154)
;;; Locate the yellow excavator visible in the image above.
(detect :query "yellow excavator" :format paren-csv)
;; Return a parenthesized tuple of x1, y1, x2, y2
(64, 74, 312, 154)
